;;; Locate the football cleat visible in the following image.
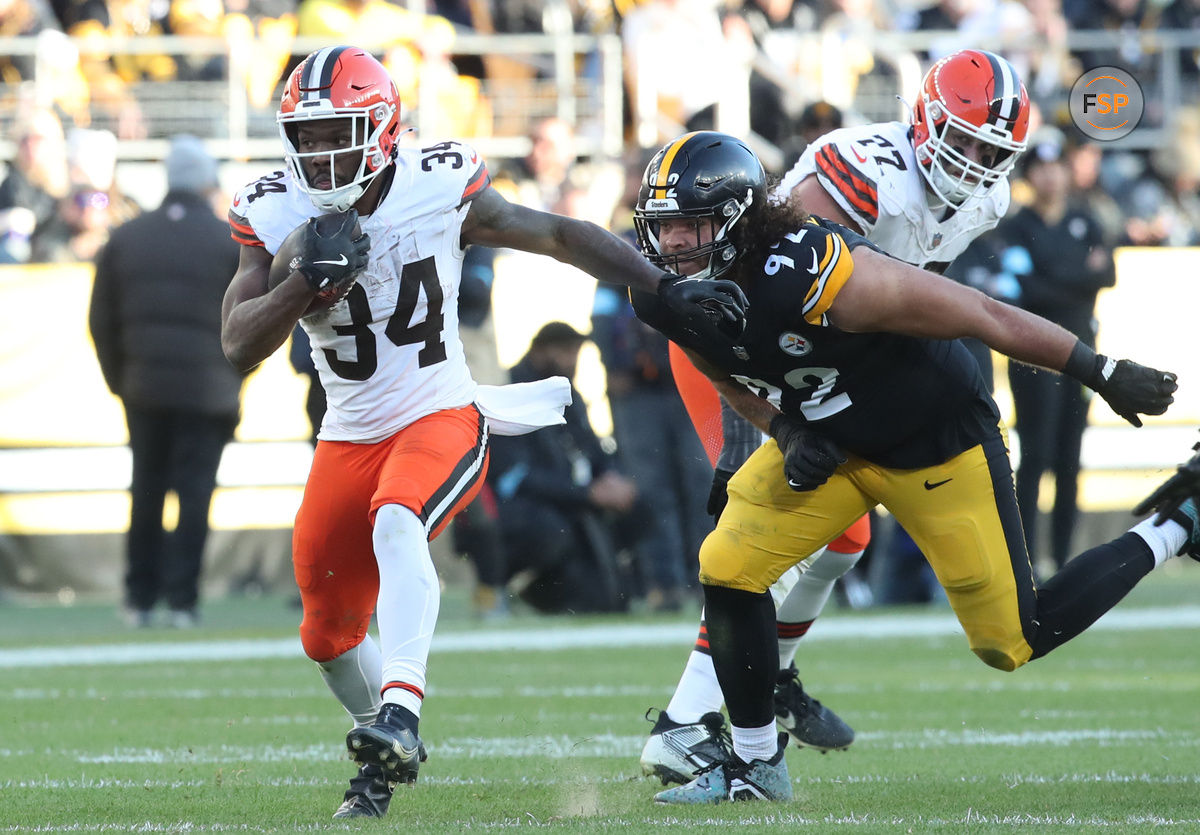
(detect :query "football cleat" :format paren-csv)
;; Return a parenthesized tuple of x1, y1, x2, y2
(774, 664, 854, 752)
(332, 762, 394, 819)
(1171, 498, 1200, 561)
(639, 709, 732, 785)
(346, 704, 429, 784)
(654, 733, 792, 804)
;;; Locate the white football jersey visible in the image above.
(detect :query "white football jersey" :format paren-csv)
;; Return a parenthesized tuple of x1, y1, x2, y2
(778, 121, 1010, 270)
(230, 141, 491, 442)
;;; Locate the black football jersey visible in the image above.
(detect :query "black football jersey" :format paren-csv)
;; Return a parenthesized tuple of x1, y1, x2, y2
(633, 217, 1000, 468)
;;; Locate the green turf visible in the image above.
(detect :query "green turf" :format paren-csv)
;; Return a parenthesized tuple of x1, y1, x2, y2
(2, 563, 1199, 833)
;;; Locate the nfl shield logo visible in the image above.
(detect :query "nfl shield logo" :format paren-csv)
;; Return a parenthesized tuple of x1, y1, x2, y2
(931, 232, 944, 248)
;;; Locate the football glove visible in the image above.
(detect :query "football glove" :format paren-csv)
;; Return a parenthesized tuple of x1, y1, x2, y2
(656, 273, 749, 343)
(294, 209, 371, 297)
(706, 467, 735, 523)
(1064, 343, 1177, 428)
(1133, 437, 1200, 525)
(768, 414, 846, 492)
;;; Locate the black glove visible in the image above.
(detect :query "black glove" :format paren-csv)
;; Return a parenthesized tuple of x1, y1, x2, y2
(1064, 343, 1177, 428)
(768, 413, 846, 492)
(656, 273, 749, 342)
(707, 467, 734, 523)
(1133, 438, 1200, 524)
(295, 209, 371, 299)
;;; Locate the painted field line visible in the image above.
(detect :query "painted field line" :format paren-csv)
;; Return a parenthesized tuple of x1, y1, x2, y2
(2, 605, 1199, 670)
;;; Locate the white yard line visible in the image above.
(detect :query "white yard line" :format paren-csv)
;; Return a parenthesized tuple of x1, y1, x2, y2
(2, 606, 1199, 670)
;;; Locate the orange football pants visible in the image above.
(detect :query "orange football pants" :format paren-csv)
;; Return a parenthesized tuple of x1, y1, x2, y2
(293, 404, 488, 662)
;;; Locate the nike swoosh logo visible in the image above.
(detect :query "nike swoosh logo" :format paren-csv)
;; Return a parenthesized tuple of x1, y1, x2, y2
(852, 146, 868, 164)
(924, 478, 952, 490)
(314, 254, 349, 266)
(807, 250, 819, 274)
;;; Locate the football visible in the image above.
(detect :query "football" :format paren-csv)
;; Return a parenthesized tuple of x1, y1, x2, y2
(267, 211, 363, 317)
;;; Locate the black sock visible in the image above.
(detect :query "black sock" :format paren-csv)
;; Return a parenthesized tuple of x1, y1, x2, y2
(1029, 532, 1154, 659)
(702, 584, 777, 728)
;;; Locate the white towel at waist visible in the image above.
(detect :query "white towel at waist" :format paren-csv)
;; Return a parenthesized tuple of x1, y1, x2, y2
(475, 377, 572, 436)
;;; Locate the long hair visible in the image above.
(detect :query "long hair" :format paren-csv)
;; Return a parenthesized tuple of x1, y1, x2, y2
(729, 175, 810, 280)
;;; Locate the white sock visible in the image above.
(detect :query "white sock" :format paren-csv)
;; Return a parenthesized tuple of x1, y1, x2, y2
(731, 722, 778, 763)
(316, 634, 382, 728)
(373, 503, 441, 719)
(664, 647, 723, 724)
(1131, 516, 1188, 567)
(776, 548, 864, 668)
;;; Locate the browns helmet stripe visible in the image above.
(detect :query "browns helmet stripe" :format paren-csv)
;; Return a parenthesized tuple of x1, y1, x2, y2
(982, 50, 1019, 130)
(300, 45, 349, 102)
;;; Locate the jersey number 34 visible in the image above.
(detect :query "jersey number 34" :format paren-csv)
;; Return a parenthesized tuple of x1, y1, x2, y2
(323, 257, 446, 380)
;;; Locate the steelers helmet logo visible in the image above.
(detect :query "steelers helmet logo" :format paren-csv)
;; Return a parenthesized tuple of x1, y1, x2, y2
(779, 332, 812, 357)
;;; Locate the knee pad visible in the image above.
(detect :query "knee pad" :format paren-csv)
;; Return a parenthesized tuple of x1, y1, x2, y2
(699, 528, 770, 593)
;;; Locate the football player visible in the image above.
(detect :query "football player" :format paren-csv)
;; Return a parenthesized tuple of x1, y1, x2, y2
(641, 49, 1033, 783)
(220, 46, 746, 819)
(631, 130, 1186, 805)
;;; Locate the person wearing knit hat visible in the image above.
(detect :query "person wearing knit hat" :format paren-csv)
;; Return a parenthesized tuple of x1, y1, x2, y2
(165, 135, 220, 195)
(88, 133, 241, 630)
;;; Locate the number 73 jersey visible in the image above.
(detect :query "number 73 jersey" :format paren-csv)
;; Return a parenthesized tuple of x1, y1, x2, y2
(632, 217, 999, 469)
(229, 142, 491, 442)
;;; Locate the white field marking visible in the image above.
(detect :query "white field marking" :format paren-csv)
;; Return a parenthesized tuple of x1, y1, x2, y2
(5, 816, 1200, 832)
(11, 771, 1199, 793)
(4, 605, 1200, 670)
(21, 726, 1192, 768)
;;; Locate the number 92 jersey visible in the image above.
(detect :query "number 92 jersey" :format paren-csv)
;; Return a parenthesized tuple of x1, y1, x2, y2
(632, 217, 999, 469)
(229, 141, 492, 442)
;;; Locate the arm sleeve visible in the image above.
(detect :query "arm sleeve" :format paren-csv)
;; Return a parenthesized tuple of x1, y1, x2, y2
(715, 396, 763, 472)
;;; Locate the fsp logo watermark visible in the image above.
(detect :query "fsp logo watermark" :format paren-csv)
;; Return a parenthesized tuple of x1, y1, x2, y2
(1069, 67, 1144, 141)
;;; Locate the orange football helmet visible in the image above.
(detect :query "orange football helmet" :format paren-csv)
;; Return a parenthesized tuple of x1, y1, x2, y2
(911, 49, 1030, 207)
(278, 46, 402, 212)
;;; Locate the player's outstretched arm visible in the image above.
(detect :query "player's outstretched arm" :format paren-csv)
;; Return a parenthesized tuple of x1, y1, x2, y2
(829, 244, 1177, 427)
(461, 185, 747, 339)
(1134, 437, 1200, 524)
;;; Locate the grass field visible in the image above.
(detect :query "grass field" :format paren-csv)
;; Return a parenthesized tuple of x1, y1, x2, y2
(2, 561, 1199, 833)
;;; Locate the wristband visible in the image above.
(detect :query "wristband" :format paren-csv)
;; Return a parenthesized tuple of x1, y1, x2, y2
(1062, 341, 1115, 390)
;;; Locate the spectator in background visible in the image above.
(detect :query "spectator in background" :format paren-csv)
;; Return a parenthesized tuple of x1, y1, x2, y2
(621, 0, 752, 140)
(221, 0, 298, 109)
(168, 0, 228, 81)
(591, 279, 714, 612)
(0, 107, 68, 263)
(0, 0, 61, 81)
(778, 100, 843, 175)
(1064, 136, 1125, 245)
(1000, 129, 1115, 571)
(495, 116, 624, 227)
(32, 127, 136, 262)
(88, 136, 243, 628)
(487, 322, 649, 614)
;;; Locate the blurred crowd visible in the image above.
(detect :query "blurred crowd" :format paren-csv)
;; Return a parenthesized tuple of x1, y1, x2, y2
(2, 0, 1199, 263)
(1, 0, 1199, 616)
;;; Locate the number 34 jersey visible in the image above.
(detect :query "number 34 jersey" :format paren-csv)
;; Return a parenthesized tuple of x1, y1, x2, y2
(632, 218, 1000, 469)
(229, 142, 491, 443)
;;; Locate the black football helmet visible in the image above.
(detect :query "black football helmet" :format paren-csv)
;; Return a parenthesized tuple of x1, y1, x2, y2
(634, 131, 766, 280)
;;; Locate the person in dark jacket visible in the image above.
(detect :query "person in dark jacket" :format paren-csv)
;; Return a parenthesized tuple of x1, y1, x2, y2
(1000, 130, 1117, 571)
(487, 322, 650, 613)
(88, 134, 243, 628)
